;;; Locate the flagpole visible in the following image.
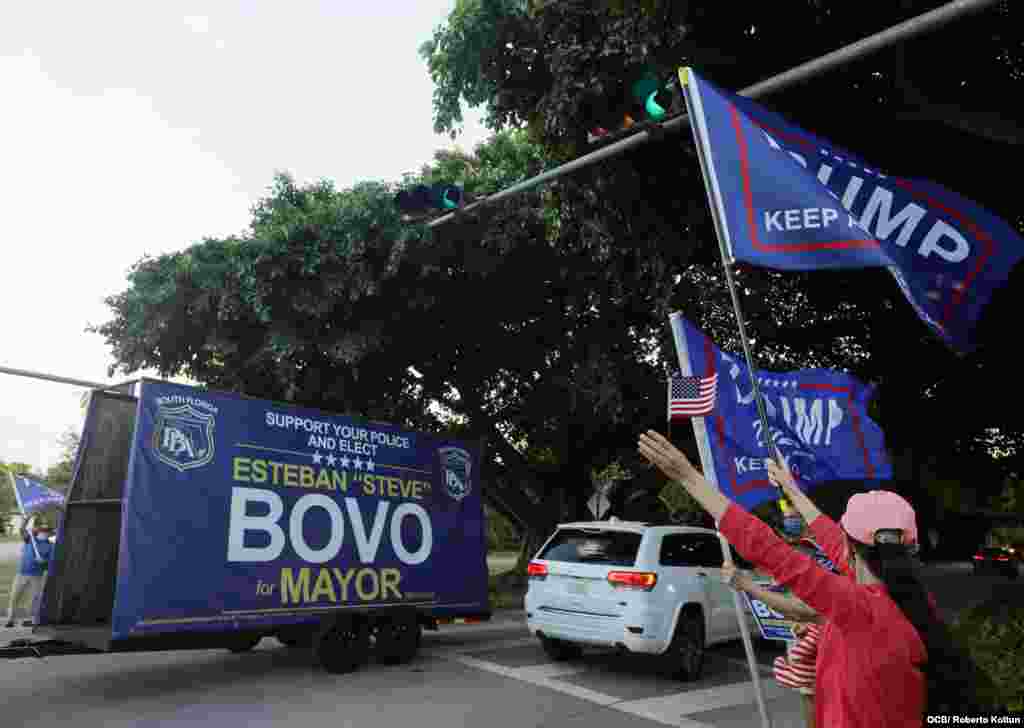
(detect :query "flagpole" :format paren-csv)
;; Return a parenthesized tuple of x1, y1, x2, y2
(678, 69, 780, 466)
(668, 313, 772, 728)
(8, 472, 42, 562)
(665, 375, 673, 440)
(675, 75, 774, 728)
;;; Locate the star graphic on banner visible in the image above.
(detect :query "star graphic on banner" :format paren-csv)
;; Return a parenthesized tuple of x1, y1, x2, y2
(365, 459, 375, 472)
(339, 456, 351, 469)
(353, 457, 364, 470)
(326, 453, 337, 467)
(312, 451, 323, 465)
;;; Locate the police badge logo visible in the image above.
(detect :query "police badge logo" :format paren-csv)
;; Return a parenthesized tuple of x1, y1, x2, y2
(437, 447, 472, 501)
(152, 404, 216, 472)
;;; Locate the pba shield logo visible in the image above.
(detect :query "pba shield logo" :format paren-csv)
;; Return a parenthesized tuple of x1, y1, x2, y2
(152, 404, 216, 472)
(438, 447, 472, 502)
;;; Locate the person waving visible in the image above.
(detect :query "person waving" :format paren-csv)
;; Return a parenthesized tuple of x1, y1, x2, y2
(637, 430, 984, 726)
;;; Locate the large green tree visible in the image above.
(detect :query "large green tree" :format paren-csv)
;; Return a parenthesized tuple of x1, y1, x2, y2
(97, 1, 1024, 565)
(95, 130, 676, 549)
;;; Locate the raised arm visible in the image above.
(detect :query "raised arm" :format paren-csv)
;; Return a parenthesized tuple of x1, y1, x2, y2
(767, 460, 823, 525)
(767, 460, 851, 574)
(638, 431, 874, 631)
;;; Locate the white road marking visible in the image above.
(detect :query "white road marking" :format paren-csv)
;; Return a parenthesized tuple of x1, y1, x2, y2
(434, 645, 790, 727)
(616, 681, 789, 720)
(421, 637, 537, 656)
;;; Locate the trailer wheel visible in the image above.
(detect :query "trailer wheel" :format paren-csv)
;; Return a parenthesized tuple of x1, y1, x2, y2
(315, 617, 369, 674)
(374, 613, 421, 665)
(226, 634, 263, 653)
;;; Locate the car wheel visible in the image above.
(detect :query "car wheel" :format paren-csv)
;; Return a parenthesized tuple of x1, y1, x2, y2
(315, 617, 369, 674)
(662, 609, 705, 681)
(539, 636, 583, 661)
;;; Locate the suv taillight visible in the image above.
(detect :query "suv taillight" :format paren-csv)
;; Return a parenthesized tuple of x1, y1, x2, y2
(995, 555, 1010, 562)
(973, 554, 985, 560)
(607, 571, 657, 590)
(527, 561, 548, 580)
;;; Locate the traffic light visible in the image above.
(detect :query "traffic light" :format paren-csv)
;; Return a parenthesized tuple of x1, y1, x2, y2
(394, 183, 463, 216)
(584, 67, 680, 144)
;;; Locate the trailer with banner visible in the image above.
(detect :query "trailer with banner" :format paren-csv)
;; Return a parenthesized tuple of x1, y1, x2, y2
(1, 379, 490, 673)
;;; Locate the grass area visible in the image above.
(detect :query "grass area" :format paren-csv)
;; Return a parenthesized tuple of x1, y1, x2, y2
(487, 550, 527, 611)
(486, 550, 519, 575)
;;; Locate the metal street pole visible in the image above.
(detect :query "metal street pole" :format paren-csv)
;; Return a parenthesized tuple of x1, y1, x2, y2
(426, 0, 1000, 229)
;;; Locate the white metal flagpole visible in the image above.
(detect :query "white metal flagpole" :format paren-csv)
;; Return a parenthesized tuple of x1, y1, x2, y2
(669, 313, 772, 728)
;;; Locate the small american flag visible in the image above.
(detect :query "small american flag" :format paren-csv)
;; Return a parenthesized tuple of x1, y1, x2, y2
(667, 372, 718, 420)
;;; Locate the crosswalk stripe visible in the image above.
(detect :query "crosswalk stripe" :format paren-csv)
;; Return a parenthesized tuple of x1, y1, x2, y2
(431, 643, 790, 727)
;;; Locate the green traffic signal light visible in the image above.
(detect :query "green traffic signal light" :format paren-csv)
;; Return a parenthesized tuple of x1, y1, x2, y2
(395, 183, 463, 214)
(631, 73, 671, 121)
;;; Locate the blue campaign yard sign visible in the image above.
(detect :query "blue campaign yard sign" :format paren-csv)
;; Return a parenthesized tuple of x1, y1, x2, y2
(112, 380, 488, 639)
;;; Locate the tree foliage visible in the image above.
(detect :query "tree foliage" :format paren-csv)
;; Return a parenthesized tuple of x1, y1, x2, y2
(421, 0, 1024, 503)
(97, 1, 1024, 551)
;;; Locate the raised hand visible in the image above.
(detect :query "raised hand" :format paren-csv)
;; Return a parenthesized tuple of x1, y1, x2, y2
(637, 430, 698, 483)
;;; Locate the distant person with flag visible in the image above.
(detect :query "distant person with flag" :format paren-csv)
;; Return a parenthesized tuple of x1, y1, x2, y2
(5, 473, 65, 628)
(5, 518, 53, 628)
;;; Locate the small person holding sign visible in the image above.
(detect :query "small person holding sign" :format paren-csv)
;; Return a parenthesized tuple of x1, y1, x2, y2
(723, 553, 830, 728)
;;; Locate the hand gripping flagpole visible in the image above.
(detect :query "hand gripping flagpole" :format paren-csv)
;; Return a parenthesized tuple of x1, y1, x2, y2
(669, 313, 772, 728)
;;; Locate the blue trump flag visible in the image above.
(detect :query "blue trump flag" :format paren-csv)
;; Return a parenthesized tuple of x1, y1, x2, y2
(678, 67, 1024, 353)
(9, 474, 65, 515)
(669, 314, 891, 510)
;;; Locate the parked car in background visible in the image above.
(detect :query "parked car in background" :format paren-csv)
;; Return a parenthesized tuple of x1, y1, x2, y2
(972, 546, 1020, 578)
(524, 519, 757, 681)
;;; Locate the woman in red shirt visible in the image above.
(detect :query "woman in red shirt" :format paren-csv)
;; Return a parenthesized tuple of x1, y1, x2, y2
(637, 430, 982, 726)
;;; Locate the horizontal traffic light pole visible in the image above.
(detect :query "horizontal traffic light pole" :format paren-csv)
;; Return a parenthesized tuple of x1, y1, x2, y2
(427, 0, 1000, 229)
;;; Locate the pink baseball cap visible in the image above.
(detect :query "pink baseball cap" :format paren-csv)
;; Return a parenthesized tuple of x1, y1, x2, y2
(840, 490, 918, 546)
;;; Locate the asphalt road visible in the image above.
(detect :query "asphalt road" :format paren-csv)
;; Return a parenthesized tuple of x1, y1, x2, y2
(1, 560, 1019, 728)
(0, 612, 804, 728)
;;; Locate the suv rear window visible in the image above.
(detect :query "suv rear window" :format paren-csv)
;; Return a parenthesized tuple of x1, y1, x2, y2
(660, 533, 723, 568)
(539, 529, 642, 566)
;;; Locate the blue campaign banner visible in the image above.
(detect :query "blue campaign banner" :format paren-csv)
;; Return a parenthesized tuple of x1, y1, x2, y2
(675, 316, 891, 510)
(745, 542, 837, 641)
(679, 67, 1024, 353)
(11, 475, 65, 515)
(112, 380, 489, 639)
(744, 589, 797, 642)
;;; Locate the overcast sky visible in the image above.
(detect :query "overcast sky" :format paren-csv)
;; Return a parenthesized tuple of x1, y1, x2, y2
(0, 1, 491, 474)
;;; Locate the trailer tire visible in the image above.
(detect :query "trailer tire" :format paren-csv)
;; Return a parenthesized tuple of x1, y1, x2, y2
(315, 616, 369, 674)
(374, 613, 421, 665)
(226, 634, 263, 653)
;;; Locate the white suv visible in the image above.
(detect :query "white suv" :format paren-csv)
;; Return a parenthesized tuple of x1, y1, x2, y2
(524, 519, 756, 680)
